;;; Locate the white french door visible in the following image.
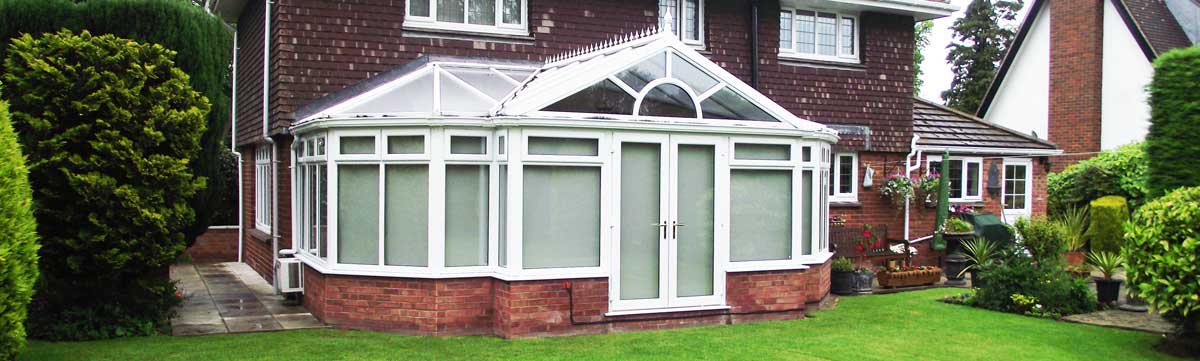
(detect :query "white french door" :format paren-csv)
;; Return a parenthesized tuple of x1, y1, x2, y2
(610, 133, 727, 313)
(1001, 159, 1033, 224)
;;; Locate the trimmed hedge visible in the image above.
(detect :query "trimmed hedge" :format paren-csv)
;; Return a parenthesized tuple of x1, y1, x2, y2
(1124, 186, 1200, 343)
(1014, 217, 1066, 266)
(0, 89, 39, 361)
(1086, 196, 1129, 253)
(0, 0, 232, 240)
(3, 30, 205, 340)
(1146, 46, 1200, 198)
(1047, 143, 1148, 215)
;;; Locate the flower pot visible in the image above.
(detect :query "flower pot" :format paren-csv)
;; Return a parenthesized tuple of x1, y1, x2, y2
(853, 270, 875, 293)
(943, 253, 969, 286)
(831, 270, 856, 295)
(1065, 251, 1086, 267)
(1095, 278, 1123, 304)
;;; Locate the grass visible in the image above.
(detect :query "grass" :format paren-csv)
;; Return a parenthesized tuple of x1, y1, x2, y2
(20, 288, 1188, 361)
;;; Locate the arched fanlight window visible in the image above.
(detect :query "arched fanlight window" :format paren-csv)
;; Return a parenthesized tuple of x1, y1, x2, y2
(543, 49, 779, 122)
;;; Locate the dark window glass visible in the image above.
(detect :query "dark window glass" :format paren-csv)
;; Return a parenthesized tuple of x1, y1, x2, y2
(615, 53, 666, 93)
(700, 87, 778, 122)
(639, 84, 696, 118)
(838, 155, 853, 194)
(948, 160, 963, 198)
(543, 79, 635, 115)
(967, 162, 980, 197)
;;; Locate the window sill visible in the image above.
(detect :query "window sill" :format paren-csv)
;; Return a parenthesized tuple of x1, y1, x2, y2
(249, 228, 272, 242)
(830, 200, 861, 208)
(402, 25, 534, 44)
(778, 56, 866, 71)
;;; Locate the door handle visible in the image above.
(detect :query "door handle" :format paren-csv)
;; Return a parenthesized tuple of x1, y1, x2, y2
(653, 221, 668, 239)
(672, 221, 686, 239)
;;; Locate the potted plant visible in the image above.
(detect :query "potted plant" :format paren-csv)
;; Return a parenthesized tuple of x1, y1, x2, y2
(830, 257, 856, 295)
(941, 218, 974, 285)
(878, 174, 915, 208)
(1059, 205, 1089, 266)
(918, 172, 941, 208)
(1087, 251, 1125, 305)
(877, 264, 943, 288)
(958, 237, 1001, 289)
(851, 225, 879, 293)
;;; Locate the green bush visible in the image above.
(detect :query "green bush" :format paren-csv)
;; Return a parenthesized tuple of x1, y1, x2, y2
(1146, 47, 1200, 198)
(3, 30, 204, 340)
(0, 89, 39, 361)
(1047, 143, 1149, 215)
(1086, 196, 1129, 253)
(945, 218, 974, 233)
(1014, 217, 1067, 266)
(973, 256, 1097, 317)
(0, 0, 232, 241)
(1124, 186, 1200, 342)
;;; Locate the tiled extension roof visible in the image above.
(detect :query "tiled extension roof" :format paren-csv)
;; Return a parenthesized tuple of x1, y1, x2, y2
(914, 97, 1057, 152)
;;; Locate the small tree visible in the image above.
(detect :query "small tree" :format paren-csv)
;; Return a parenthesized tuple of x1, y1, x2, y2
(1146, 46, 1200, 198)
(914, 20, 934, 95)
(2, 30, 207, 340)
(1124, 186, 1200, 352)
(0, 88, 39, 361)
(942, 0, 1022, 112)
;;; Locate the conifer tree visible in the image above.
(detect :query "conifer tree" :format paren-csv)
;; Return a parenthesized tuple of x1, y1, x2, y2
(942, 0, 1022, 112)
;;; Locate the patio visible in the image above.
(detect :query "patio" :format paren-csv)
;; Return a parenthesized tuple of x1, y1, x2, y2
(169, 262, 325, 336)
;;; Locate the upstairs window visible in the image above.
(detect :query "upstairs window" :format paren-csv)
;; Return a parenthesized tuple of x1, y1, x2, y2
(779, 8, 857, 63)
(659, 0, 704, 46)
(405, 0, 527, 36)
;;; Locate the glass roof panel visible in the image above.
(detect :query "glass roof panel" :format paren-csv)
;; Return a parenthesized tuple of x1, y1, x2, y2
(639, 83, 697, 118)
(542, 79, 634, 115)
(348, 71, 434, 114)
(445, 66, 521, 100)
(614, 53, 667, 93)
(439, 72, 497, 113)
(670, 53, 718, 95)
(499, 69, 535, 83)
(700, 87, 778, 122)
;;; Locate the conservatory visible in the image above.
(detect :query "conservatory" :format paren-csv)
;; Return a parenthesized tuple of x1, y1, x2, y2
(289, 31, 837, 316)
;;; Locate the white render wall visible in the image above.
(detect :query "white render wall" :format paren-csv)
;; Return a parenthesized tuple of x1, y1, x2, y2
(983, 4, 1051, 140)
(1100, 0, 1155, 150)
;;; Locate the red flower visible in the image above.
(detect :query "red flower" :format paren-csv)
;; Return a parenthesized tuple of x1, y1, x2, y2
(855, 244, 864, 253)
(863, 229, 872, 239)
(874, 240, 883, 248)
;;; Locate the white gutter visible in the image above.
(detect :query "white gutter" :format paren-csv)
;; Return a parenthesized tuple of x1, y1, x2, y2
(913, 146, 1063, 156)
(263, 0, 279, 289)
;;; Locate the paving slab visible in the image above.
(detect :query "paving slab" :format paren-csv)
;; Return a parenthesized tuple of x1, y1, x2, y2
(170, 262, 325, 336)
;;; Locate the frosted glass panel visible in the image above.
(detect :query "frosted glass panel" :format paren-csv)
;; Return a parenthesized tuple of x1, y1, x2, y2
(499, 165, 508, 267)
(385, 165, 428, 266)
(527, 137, 599, 156)
(338, 165, 379, 265)
(446, 67, 518, 100)
(803, 170, 813, 255)
(523, 166, 602, 269)
(387, 136, 424, 154)
(700, 87, 778, 122)
(676, 144, 714, 297)
(440, 76, 496, 113)
(731, 170, 792, 261)
(319, 165, 328, 258)
(350, 72, 434, 114)
(734, 143, 790, 160)
(620, 143, 661, 300)
(670, 53, 718, 94)
(340, 136, 375, 154)
(450, 136, 487, 154)
(445, 165, 489, 267)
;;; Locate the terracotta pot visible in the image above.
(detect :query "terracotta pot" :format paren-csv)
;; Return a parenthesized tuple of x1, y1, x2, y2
(1066, 251, 1086, 266)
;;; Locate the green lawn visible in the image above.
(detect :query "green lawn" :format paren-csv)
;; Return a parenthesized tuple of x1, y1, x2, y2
(21, 288, 1188, 361)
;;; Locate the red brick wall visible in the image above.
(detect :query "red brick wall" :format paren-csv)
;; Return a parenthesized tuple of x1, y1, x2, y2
(241, 138, 295, 283)
(303, 269, 494, 335)
(183, 227, 239, 263)
(1049, 0, 1104, 170)
(235, 0, 266, 146)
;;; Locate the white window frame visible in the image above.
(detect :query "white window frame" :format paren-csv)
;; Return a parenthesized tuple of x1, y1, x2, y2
(403, 0, 529, 37)
(829, 152, 858, 202)
(254, 145, 272, 233)
(778, 8, 859, 63)
(1001, 158, 1033, 219)
(925, 155, 984, 202)
(659, 0, 705, 47)
(293, 133, 329, 262)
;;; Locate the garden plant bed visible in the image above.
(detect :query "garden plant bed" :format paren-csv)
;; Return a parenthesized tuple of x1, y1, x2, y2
(877, 267, 942, 288)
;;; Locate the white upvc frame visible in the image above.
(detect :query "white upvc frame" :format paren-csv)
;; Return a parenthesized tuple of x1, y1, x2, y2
(254, 145, 273, 233)
(830, 152, 858, 202)
(1001, 158, 1033, 222)
(925, 155, 984, 202)
(724, 137, 821, 271)
(778, 7, 859, 63)
(403, 0, 529, 37)
(659, 0, 705, 47)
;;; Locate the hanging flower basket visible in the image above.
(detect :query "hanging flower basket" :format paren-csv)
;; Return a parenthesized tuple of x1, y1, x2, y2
(918, 173, 941, 208)
(878, 174, 916, 208)
(877, 266, 942, 288)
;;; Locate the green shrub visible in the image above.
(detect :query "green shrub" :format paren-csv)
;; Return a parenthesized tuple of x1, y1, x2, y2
(3, 30, 203, 340)
(1056, 205, 1089, 252)
(1086, 196, 1129, 253)
(0, 89, 39, 361)
(945, 218, 974, 233)
(1014, 217, 1067, 266)
(1146, 47, 1200, 198)
(0, 0, 232, 242)
(1047, 143, 1148, 215)
(831, 257, 854, 272)
(973, 256, 1097, 317)
(1124, 186, 1200, 342)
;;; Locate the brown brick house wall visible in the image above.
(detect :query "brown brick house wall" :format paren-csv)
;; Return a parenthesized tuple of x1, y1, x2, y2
(1049, 0, 1104, 170)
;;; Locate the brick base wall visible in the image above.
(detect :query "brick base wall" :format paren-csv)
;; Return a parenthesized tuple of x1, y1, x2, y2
(303, 259, 831, 338)
(183, 227, 239, 263)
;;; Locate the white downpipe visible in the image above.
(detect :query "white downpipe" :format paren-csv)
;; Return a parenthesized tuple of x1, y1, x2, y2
(903, 135, 922, 241)
(231, 30, 244, 263)
(264, 0, 279, 288)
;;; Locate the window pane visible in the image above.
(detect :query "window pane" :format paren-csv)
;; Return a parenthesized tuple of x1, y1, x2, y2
(817, 13, 837, 56)
(731, 170, 792, 261)
(528, 137, 599, 156)
(499, 165, 508, 267)
(316, 137, 325, 155)
(387, 136, 425, 154)
(735, 143, 790, 160)
(543, 79, 634, 115)
(796, 11, 815, 54)
(319, 165, 328, 258)
(659, 0, 678, 34)
(780, 11, 793, 49)
(671, 54, 718, 94)
(437, 0, 465, 23)
(298, 166, 307, 249)
(948, 160, 963, 198)
(385, 165, 428, 267)
(468, 0, 496, 25)
(838, 155, 854, 194)
(700, 87, 778, 121)
(677, 145, 714, 297)
(410, 0, 430, 17)
(498, 136, 506, 155)
(502, 0, 521, 24)
(338, 165, 379, 265)
(802, 146, 811, 161)
(522, 166, 602, 269)
(615, 53, 666, 93)
(450, 136, 487, 154)
(967, 162, 981, 197)
(445, 165, 489, 267)
(639, 84, 696, 118)
(802, 170, 813, 255)
(620, 143, 660, 300)
(840, 17, 856, 55)
(300, 140, 308, 157)
(683, 0, 700, 41)
(340, 136, 375, 154)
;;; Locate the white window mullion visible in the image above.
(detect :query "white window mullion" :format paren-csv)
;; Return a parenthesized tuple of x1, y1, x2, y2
(429, 128, 447, 271)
